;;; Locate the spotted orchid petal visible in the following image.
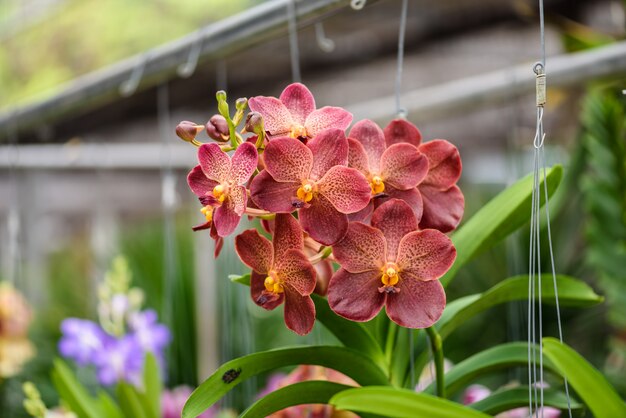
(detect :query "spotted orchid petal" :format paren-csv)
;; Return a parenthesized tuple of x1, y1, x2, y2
(235, 229, 274, 274)
(385, 279, 445, 328)
(279, 83, 316, 126)
(187, 165, 218, 197)
(230, 142, 259, 185)
(251, 271, 284, 310)
(347, 200, 374, 223)
(318, 166, 371, 214)
(214, 190, 246, 237)
(305, 106, 353, 138)
(248, 96, 293, 137)
(283, 287, 316, 335)
(419, 184, 464, 232)
(299, 194, 349, 246)
(250, 170, 300, 213)
(384, 118, 422, 147)
(380, 143, 429, 190)
(419, 140, 462, 189)
(382, 186, 424, 224)
(349, 119, 386, 172)
(371, 199, 418, 261)
(278, 249, 316, 296)
(273, 214, 305, 266)
(396, 230, 456, 281)
(198, 143, 231, 183)
(328, 269, 386, 322)
(263, 137, 313, 182)
(307, 128, 349, 180)
(347, 137, 371, 174)
(332, 222, 386, 273)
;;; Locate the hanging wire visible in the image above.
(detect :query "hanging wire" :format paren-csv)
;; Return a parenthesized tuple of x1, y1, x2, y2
(395, 0, 409, 118)
(287, 0, 301, 83)
(527, 0, 573, 416)
(178, 28, 205, 78)
(120, 53, 150, 97)
(314, 22, 335, 53)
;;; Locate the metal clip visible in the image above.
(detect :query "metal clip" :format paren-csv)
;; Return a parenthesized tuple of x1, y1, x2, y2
(534, 62, 546, 107)
(351, 0, 367, 10)
(178, 29, 205, 78)
(120, 54, 149, 97)
(315, 22, 335, 53)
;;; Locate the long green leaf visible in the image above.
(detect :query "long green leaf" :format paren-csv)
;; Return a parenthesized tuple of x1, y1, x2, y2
(313, 294, 386, 371)
(143, 353, 161, 418)
(51, 359, 102, 418)
(230, 273, 387, 372)
(116, 383, 149, 418)
(330, 386, 491, 418)
(240, 381, 353, 418)
(96, 392, 124, 418)
(424, 343, 557, 396)
(407, 274, 600, 387)
(441, 165, 563, 287)
(437, 275, 602, 340)
(542, 337, 626, 418)
(182, 346, 389, 418)
(470, 386, 583, 414)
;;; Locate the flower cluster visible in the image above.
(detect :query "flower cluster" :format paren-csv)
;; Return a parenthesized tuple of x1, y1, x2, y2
(180, 83, 464, 334)
(58, 256, 170, 387)
(0, 282, 35, 379)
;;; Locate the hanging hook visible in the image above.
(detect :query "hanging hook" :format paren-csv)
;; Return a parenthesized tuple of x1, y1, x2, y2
(314, 22, 335, 53)
(120, 53, 150, 97)
(351, 0, 367, 10)
(178, 29, 205, 78)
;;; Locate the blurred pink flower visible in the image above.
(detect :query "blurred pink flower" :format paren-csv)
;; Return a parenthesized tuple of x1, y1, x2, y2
(462, 384, 491, 405)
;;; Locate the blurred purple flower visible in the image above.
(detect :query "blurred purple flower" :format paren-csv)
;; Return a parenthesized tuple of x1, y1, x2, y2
(162, 386, 216, 418)
(92, 335, 144, 386)
(58, 319, 106, 366)
(128, 309, 171, 354)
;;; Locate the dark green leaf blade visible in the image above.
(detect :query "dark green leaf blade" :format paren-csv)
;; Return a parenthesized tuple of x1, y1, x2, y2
(441, 165, 563, 287)
(542, 337, 626, 418)
(116, 382, 149, 418)
(470, 386, 583, 415)
(330, 386, 491, 418)
(51, 359, 102, 418)
(240, 381, 353, 418)
(182, 346, 389, 418)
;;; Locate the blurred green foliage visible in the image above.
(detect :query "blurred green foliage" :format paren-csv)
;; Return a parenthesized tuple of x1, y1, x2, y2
(0, 0, 259, 108)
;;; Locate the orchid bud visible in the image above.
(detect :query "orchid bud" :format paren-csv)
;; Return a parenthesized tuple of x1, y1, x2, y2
(216, 90, 230, 119)
(244, 112, 265, 136)
(233, 97, 248, 126)
(216, 90, 227, 102)
(176, 120, 203, 143)
(206, 114, 229, 141)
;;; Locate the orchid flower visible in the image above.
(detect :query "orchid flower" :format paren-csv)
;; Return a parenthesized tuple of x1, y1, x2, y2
(250, 128, 371, 245)
(384, 119, 464, 232)
(235, 214, 316, 335)
(328, 199, 456, 328)
(347, 119, 429, 221)
(248, 83, 352, 140)
(187, 142, 258, 237)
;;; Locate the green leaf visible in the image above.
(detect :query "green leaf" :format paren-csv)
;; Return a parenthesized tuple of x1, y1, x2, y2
(182, 346, 389, 418)
(469, 386, 583, 415)
(51, 359, 102, 418)
(143, 353, 161, 418)
(407, 275, 601, 387)
(437, 275, 602, 340)
(425, 342, 557, 396)
(230, 272, 387, 373)
(542, 337, 626, 418)
(312, 294, 386, 371)
(116, 382, 149, 418)
(240, 381, 353, 418)
(95, 392, 124, 418)
(441, 165, 563, 287)
(330, 386, 491, 418)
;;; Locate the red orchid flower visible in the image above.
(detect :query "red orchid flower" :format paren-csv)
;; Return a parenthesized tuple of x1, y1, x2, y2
(235, 214, 316, 335)
(327, 199, 456, 328)
(248, 83, 352, 140)
(187, 142, 258, 237)
(250, 128, 371, 245)
(384, 119, 464, 232)
(347, 119, 429, 221)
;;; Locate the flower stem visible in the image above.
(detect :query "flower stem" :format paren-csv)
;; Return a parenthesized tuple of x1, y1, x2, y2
(244, 208, 274, 220)
(425, 326, 445, 398)
(308, 246, 332, 264)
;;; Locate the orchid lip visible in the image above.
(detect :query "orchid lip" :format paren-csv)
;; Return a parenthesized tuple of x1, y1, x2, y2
(264, 270, 284, 294)
(370, 174, 385, 195)
(289, 124, 308, 139)
(296, 180, 317, 204)
(381, 262, 400, 286)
